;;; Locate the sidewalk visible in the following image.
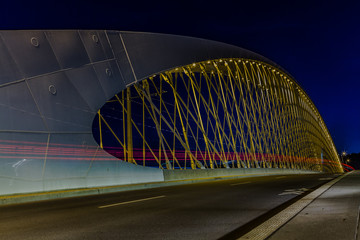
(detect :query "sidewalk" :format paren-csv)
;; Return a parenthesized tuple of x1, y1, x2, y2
(268, 170, 360, 240)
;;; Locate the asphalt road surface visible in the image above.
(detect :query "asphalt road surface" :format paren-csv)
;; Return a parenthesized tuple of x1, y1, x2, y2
(0, 173, 340, 240)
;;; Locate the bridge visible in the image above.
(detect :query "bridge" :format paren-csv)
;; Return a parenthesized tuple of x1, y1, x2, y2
(1, 30, 356, 239)
(0, 30, 342, 197)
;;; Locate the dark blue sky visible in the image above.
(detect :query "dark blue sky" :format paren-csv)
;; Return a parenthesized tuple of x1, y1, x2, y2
(2, 0, 359, 153)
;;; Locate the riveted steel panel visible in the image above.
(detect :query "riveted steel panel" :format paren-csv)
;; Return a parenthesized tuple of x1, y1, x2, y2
(26, 72, 94, 132)
(93, 60, 126, 100)
(120, 32, 276, 81)
(0, 31, 61, 78)
(0, 106, 46, 132)
(0, 81, 40, 115)
(0, 81, 45, 131)
(45, 31, 90, 69)
(121, 32, 210, 80)
(0, 131, 48, 194)
(65, 65, 107, 112)
(107, 32, 136, 85)
(99, 30, 114, 59)
(79, 30, 108, 63)
(42, 133, 95, 179)
(0, 37, 23, 85)
(0, 132, 48, 179)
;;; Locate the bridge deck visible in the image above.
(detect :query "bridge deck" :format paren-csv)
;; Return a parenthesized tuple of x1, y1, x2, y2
(268, 170, 360, 240)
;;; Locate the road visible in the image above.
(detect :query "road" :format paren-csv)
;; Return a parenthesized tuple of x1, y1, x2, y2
(0, 173, 340, 240)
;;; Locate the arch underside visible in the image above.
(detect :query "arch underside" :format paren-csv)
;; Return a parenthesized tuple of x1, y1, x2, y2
(95, 58, 342, 173)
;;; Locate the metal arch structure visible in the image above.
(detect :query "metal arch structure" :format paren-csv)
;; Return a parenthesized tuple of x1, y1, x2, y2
(0, 30, 342, 195)
(95, 59, 342, 173)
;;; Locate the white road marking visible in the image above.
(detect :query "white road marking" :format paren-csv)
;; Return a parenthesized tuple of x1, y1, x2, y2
(318, 177, 334, 181)
(237, 172, 351, 240)
(230, 181, 251, 186)
(275, 176, 287, 179)
(98, 195, 166, 209)
(278, 188, 309, 196)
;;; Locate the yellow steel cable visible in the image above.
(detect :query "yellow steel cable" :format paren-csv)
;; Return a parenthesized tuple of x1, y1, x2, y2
(98, 110, 103, 149)
(98, 58, 342, 173)
(99, 113, 125, 149)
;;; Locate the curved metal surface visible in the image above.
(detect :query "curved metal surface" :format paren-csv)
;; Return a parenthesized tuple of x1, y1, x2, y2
(0, 30, 342, 195)
(0, 30, 292, 133)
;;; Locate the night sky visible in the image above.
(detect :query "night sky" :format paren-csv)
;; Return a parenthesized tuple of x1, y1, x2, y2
(1, 0, 359, 153)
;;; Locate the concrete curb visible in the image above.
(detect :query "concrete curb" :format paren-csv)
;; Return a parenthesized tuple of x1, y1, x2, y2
(238, 171, 351, 240)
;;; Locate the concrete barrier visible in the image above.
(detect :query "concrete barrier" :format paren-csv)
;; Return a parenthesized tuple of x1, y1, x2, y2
(0, 159, 164, 196)
(0, 168, 319, 206)
(162, 168, 317, 181)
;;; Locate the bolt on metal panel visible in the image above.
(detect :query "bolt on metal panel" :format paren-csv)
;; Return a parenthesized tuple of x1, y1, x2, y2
(93, 60, 126, 100)
(78, 30, 109, 63)
(1, 31, 61, 78)
(26, 71, 94, 132)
